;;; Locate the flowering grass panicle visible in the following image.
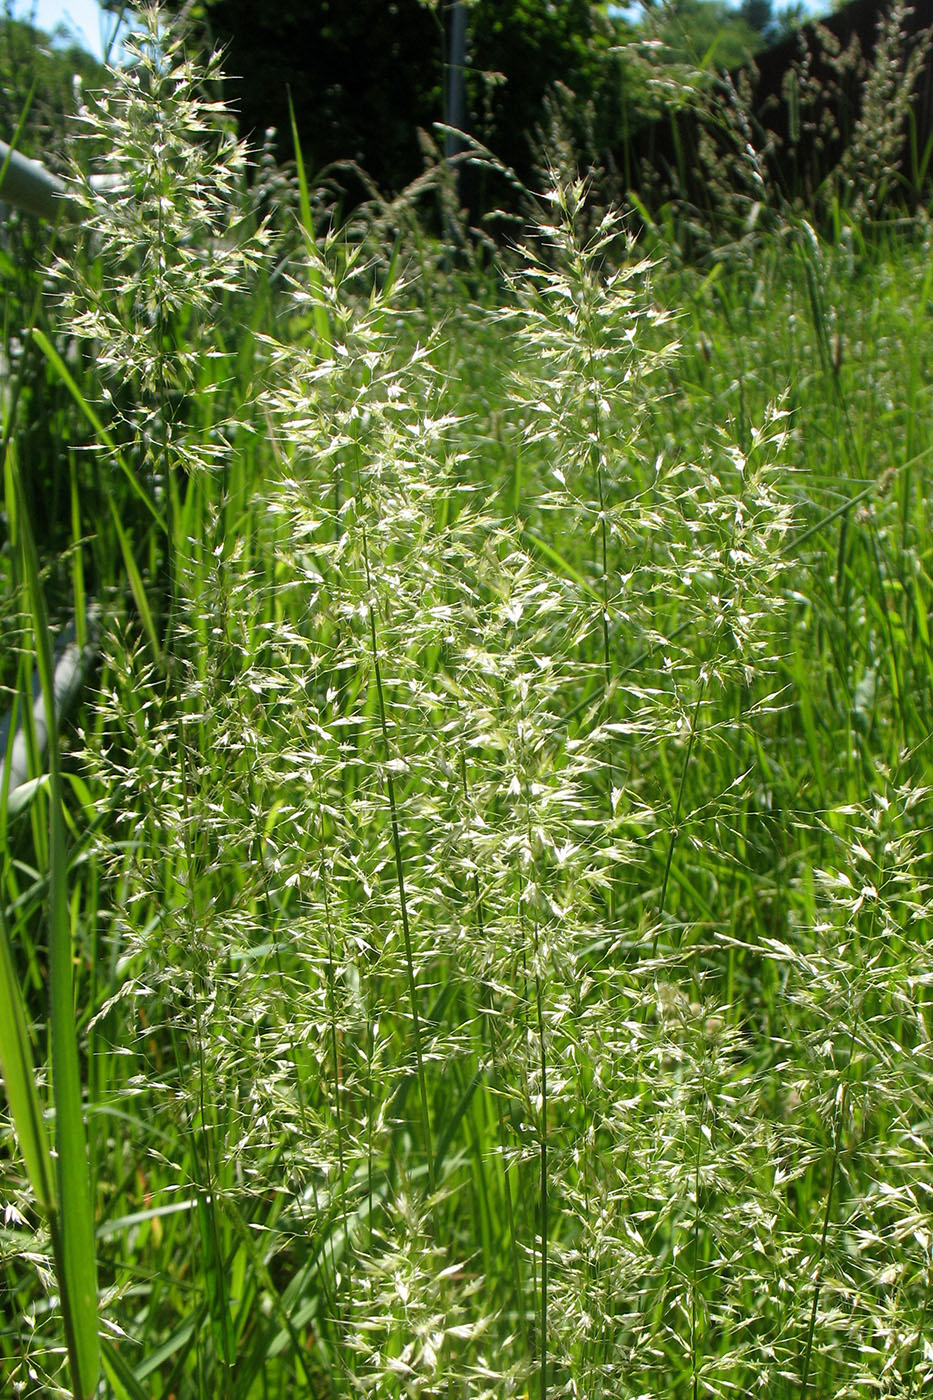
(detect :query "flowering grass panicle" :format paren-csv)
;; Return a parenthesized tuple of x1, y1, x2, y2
(56, 5, 268, 497)
(3, 7, 933, 1396)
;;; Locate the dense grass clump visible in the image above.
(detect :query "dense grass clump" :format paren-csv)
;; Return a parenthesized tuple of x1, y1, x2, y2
(1, 8, 932, 1398)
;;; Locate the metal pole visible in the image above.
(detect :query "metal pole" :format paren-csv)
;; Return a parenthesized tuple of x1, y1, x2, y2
(445, 0, 468, 163)
(0, 139, 66, 220)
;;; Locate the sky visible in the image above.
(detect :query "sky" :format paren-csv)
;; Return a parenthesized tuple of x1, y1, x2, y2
(12, 0, 121, 59)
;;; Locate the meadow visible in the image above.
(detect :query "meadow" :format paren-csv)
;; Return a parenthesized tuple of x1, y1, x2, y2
(1, 9, 932, 1397)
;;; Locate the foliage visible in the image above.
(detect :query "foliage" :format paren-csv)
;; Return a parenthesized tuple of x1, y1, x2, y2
(0, 12, 106, 162)
(98, 0, 835, 220)
(132, 0, 733, 209)
(0, 13, 109, 579)
(464, 0, 619, 193)
(160, 0, 445, 203)
(620, 0, 933, 254)
(634, 0, 764, 69)
(2, 8, 933, 1399)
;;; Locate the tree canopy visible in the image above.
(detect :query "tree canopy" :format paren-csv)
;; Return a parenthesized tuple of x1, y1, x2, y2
(154, 1, 621, 203)
(0, 13, 106, 163)
(117, 0, 806, 209)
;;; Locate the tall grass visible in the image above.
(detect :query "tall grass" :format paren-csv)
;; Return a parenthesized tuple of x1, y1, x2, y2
(1, 7, 932, 1397)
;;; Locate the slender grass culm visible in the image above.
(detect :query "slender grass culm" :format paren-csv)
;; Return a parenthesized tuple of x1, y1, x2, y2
(1, 445, 99, 1399)
(1, 5, 933, 1397)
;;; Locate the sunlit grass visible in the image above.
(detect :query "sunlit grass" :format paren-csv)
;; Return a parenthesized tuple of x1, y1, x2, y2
(0, 7, 932, 1398)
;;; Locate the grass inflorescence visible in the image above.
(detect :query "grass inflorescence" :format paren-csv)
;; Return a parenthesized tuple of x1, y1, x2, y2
(0, 7, 932, 1398)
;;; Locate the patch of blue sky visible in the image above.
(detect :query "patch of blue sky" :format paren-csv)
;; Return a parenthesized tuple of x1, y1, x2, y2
(10, 0, 125, 60)
(608, 0, 828, 23)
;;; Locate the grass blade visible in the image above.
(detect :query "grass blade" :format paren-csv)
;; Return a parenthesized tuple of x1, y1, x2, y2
(287, 90, 332, 351)
(10, 447, 100, 1399)
(30, 326, 166, 534)
(100, 1339, 151, 1400)
(107, 498, 164, 666)
(0, 907, 55, 1215)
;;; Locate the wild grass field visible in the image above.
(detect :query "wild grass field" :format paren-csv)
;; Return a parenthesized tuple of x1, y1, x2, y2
(1, 8, 933, 1398)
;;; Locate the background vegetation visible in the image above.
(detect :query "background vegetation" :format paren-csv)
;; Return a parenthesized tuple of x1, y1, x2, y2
(1, 4, 932, 1398)
(141, 0, 795, 208)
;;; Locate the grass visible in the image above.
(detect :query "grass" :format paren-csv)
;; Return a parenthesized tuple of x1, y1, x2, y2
(1, 7, 933, 1397)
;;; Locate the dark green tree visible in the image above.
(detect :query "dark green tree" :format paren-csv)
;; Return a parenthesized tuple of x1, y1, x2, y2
(0, 13, 106, 161)
(467, 0, 617, 180)
(180, 0, 444, 201)
(142, 0, 620, 207)
(738, 0, 776, 37)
